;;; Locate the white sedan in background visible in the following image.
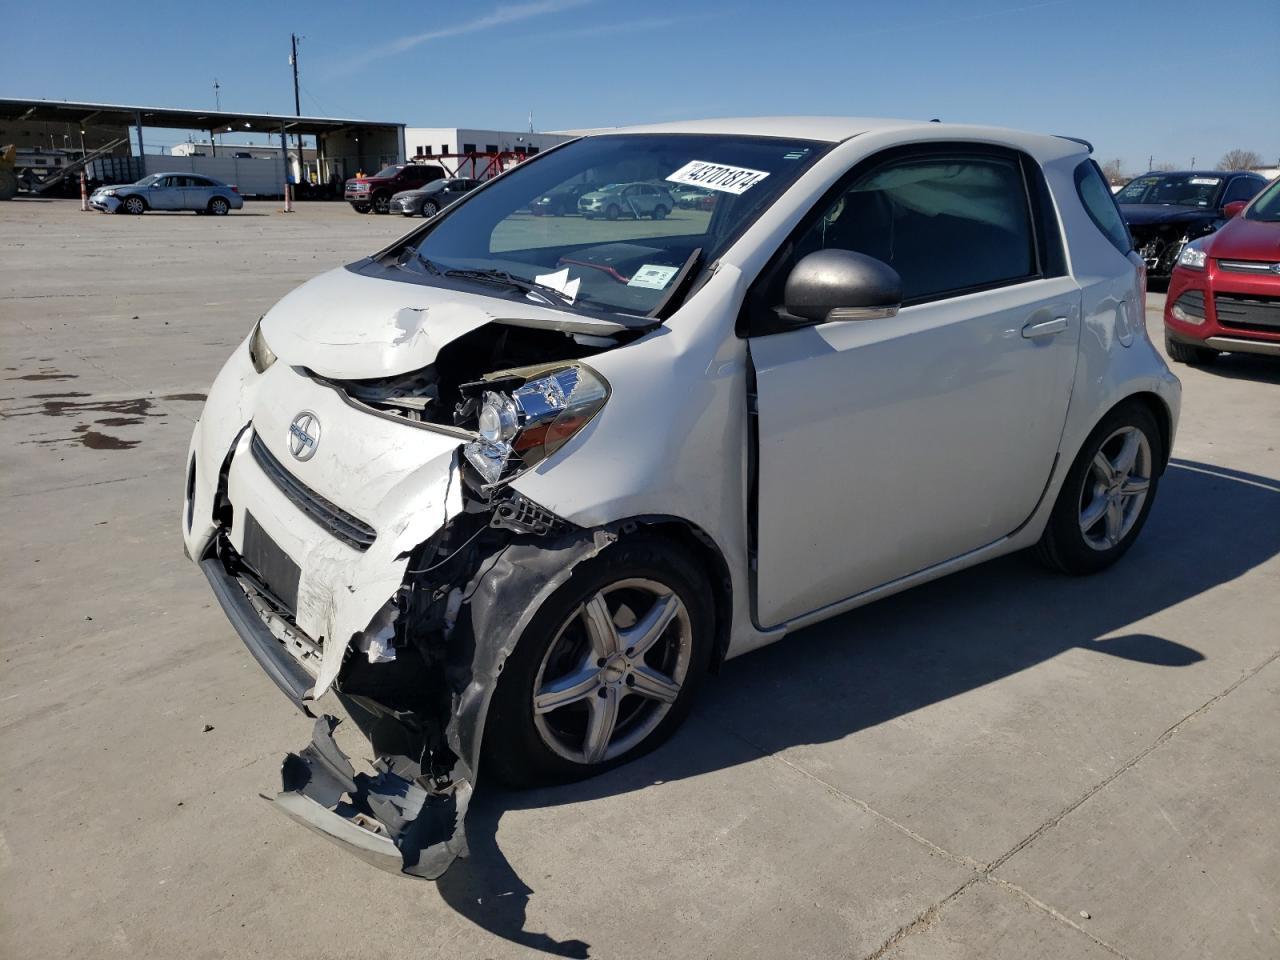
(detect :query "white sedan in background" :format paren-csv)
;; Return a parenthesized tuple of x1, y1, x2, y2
(183, 116, 1180, 879)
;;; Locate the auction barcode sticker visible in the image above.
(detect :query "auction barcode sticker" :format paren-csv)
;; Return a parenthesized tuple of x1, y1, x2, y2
(666, 160, 770, 195)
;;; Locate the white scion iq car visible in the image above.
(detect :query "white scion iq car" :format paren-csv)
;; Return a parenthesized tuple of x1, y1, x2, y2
(183, 117, 1180, 878)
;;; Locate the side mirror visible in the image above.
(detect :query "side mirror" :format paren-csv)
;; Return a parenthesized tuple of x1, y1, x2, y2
(783, 249, 903, 324)
(1222, 200, 1248, 219)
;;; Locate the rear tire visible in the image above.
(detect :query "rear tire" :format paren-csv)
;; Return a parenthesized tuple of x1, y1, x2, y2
(483, 537, 713, 787)
(208, 197, 230, 216)
(1165, 334, 1218, 365)
(1035, 400, 1164, 575)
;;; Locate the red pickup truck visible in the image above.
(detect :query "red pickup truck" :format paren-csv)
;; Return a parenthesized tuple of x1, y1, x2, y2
(344, 163, 443, 214)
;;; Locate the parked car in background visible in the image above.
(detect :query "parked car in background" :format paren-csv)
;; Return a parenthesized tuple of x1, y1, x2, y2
(90, 173, 243, 215)
(578, 181, 675, 219)
(344, 164, 444, 214)
(674, 186, 715, 209)
(529, 182, 596, 216)
(390, 177, 480, 217)
(1115, 170, 1268, 277)
(1164, 176, 1280, 364)
(185, 119, 1179, 881)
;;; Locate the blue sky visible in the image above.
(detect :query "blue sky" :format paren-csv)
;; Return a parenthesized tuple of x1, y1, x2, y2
(3, 0, 1277, 172)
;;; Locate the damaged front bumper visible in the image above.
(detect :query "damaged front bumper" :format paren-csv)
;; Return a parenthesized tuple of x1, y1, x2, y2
(188, 358, 619, 878)
(273, 714, 471, 880)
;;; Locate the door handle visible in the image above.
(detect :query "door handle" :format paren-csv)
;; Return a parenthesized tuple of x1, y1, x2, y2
(1022, 316, 1069, 339)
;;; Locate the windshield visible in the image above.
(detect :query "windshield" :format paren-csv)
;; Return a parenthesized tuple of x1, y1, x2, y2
(1245, 178, 1280, 222)
(373, 166, 401, 179)
(391, 134, 828, 318)
(1116, 174, 1224, 207)
(136, 174, 163, 186)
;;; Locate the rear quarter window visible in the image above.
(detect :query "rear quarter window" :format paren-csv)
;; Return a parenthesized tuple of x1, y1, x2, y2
(1075, 160, 1132, 255)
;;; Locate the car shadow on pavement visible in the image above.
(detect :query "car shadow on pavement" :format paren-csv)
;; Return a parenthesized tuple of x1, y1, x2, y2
(434, 459, 1280, 957)
(1189, 353, 1280, 385)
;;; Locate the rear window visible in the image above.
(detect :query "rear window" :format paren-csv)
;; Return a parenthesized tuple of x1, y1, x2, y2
(1075, 161, 1132, 254)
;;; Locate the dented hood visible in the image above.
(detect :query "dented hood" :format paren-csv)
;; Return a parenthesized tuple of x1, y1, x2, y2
(260, 265, 629, 380)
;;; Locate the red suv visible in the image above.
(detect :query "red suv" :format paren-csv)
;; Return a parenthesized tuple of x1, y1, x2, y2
(1164, 177, 1280, 364)
(344, 164, 443, 214)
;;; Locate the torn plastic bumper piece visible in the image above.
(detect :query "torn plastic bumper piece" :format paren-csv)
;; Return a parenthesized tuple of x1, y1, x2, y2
(200, 555, 315, 715)
(269, 715, 472, 880)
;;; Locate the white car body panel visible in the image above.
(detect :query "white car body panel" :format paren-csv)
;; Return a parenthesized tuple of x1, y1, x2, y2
(185, 115, 1181, 696)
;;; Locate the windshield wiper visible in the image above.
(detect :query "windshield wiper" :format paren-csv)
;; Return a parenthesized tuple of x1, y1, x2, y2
(443, 268, 576, 307)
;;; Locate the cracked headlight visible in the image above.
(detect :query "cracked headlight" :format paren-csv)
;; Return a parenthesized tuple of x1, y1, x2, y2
(464, 364, 609, 485)
(248, 318, 277, 374)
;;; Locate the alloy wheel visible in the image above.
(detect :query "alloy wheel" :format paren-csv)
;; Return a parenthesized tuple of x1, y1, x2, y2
(532, 578, 691, 765)
(1078, 426, 1152, 551)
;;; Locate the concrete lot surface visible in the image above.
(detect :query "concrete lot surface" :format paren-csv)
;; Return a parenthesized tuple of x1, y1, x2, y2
(2, 199, 1277, 959)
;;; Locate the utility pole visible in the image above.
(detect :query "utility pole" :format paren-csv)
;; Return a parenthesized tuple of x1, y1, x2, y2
(212, 78, 221, 157)
(290, 34, 305, 186)
(1148, 155, 1153, 171)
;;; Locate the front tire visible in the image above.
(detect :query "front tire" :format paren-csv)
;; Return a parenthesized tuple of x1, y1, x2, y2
(483, 538, 713, 787)
(1165, 334, 1218, 366)
(651, 204, 668, 220)
(421, 200, 439, 218)
(122, 195, 146, 215)
(605, 204, 620, 221)
(372, 192, 391, 214)
(1035, 401, 1164, 575)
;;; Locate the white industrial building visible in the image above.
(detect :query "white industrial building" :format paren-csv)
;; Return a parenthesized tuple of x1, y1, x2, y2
(405, 127, 572, 176)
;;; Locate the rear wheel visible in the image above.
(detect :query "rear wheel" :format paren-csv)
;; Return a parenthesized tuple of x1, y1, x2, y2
(1035, 401, 1164, 575)
(208, 196, 230, 216)
(483, 538, 713, 786)
(122, 195, 146, 215)
(1165, 334, 1218, 365)
(372, 192, 391, 214)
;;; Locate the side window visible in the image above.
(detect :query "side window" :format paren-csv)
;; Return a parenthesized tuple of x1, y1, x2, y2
(1075, 160, 1132, 254)
(1223, 177, 1261, 204)
(792, 153, 1035, 303)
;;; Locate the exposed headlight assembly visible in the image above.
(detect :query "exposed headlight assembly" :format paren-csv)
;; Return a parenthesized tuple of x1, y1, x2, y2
(102, 188, 117, 196)
(248, 318, 277, 373)
(464, 364, 609, 485)
(1177, 245, 1208, 270)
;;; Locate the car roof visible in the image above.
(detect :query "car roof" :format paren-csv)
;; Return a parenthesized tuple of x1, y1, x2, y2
(585, 116, 1089, 162)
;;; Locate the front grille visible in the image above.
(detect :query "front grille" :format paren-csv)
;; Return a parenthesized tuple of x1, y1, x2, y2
(1214, 294, 1280, 332)
(249, 432, 377, 551)
(1218, 259, 1280, 275)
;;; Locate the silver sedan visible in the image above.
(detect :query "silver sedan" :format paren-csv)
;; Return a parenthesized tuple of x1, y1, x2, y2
(90, 173, 245, 215)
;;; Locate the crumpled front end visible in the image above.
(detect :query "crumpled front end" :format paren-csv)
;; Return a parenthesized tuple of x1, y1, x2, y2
(184, 284, 637, 879)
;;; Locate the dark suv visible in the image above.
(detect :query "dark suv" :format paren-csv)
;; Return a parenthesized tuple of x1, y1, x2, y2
(344, 164, 444, 214)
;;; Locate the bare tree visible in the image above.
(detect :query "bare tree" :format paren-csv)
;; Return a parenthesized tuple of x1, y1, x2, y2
(1100, 158, 1130, 185)
(1218, 149, 1263, 171)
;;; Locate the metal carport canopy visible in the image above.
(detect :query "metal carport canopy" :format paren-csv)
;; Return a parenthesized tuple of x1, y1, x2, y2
(0, 97, 403, 138)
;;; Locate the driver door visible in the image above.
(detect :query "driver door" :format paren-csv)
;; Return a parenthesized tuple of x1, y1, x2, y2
(747, 145, 1081, 626)
(149, 175, 184, 210)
